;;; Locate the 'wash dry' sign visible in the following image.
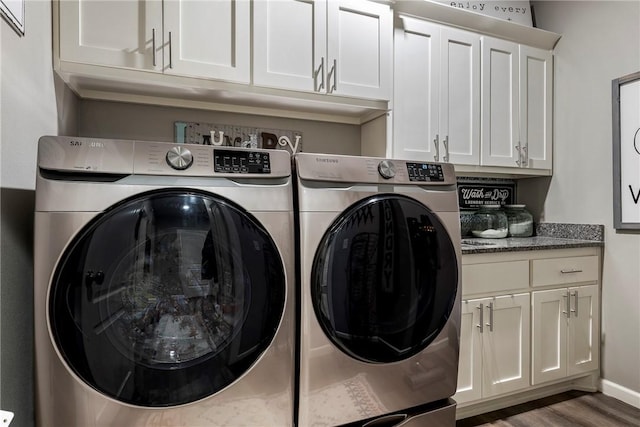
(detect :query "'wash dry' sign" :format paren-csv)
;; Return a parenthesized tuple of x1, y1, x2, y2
(613, 72, 640, 230)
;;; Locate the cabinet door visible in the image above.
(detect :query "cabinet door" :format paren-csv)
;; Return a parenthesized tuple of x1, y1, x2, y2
(253, 0, 326, 92)
(327, 0, 392, 100)
(439, 27, 480, 165)
(59, 0, 162, 71)
(568, 285, 600, 376)
(482, 293, 530, 398)
(481, 37, 520, 168)
(392, 17, 440, 161)
(532, 288, 568, 384)
(163, 0, 250, 83)
(519, 46, 552, 170)
(454, 299, 485, 404)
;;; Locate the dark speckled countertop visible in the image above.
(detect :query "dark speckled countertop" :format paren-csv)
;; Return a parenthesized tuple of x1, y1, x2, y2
(461, 223, 604, 254)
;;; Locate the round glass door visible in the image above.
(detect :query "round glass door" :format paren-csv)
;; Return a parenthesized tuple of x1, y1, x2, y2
(311, 194, 458, 363)
(49, 189, 285, 407)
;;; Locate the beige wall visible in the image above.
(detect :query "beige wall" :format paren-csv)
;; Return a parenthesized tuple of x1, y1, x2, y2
(77, 100, 362, 155)
(1, 2, 77, 426)
(531, 0, 640, 400)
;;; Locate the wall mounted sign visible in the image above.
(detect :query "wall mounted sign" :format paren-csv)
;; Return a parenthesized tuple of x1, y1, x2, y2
(174, 121, 302, 155)
(0, 0, 24, 36)
(612, 71, 640, 230)
(433, 1, 533, 26)
(457, 179, 516, 210)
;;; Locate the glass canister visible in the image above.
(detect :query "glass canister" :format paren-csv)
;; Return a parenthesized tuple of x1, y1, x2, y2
(504, 204, 534, 237)
(471, 205, 508, 238)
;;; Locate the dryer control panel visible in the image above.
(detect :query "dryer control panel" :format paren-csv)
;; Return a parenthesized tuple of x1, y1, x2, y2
(406, 162, 444, 182)
(213, 149, 271, 174)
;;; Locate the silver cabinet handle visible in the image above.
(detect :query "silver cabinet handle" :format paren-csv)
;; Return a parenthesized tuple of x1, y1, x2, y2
(562, 291, 570, 318)
(328, 59, 337, 93)
(433, 134, 440, 161)
(168, 31, 173, 69)
(487, 302, 494, 332)
(561, 269, 583, 274)
(476, 303, 484, 333)
(152, 28, 157, 67)
(515, 143, 522, 166)
(315, 57, 325, 92)
(522, 142, 529, 167)
(571, 291, 578, 317)
(443, 135, 449, 162)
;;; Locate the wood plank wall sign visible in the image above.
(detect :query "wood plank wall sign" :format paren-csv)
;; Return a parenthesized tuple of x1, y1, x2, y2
(432, 1, 533, 26)
(612, 71, 640, 230)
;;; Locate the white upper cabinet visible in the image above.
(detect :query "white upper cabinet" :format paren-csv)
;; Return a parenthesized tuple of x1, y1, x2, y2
(59, 0, 250, 83)
(439, 26, 480, 165)
(59, 0, 163, 71)
(519, 45, 553, 170)
(163, 0, 250, 83)
(481, 37, 520, 168)
(481, 37, 553, 170)
(253, 0, 392, 100)
(393, 17, 480, 164)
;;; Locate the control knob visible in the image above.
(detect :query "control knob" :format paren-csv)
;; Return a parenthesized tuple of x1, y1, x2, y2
(377, 160, 396, 179)
(166, 146, 193, 170)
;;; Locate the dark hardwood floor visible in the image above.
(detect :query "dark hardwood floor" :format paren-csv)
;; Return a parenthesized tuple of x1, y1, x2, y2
(456, 391, 640, 427)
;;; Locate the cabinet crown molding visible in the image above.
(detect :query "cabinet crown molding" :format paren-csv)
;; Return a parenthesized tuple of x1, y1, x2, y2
(392, 0, 561, 50)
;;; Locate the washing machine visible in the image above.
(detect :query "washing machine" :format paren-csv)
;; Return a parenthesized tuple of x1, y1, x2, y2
(34, 136, 295, 426)
(295, 153, 461, 427)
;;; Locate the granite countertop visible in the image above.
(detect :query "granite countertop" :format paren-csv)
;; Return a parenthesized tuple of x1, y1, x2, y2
(461, 223, 604, 254)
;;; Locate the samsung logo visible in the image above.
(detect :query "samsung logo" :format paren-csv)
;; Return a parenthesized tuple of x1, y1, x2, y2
(315, 158, 339, 164)
(69, 140, 105, 148)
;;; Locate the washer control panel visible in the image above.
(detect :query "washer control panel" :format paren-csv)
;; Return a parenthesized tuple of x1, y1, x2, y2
(406, 162, 445, 182)
(214, 149, 271, 174)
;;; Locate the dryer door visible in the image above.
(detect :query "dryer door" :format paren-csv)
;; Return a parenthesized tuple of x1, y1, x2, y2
(49, 189, 286, 407)
(312, 194, 458, 363)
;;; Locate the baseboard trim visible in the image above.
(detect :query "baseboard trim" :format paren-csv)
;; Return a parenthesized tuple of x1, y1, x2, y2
(599, 379, 640, 409)
(455, 374, 600, 420)
(455, 382, 574, 420)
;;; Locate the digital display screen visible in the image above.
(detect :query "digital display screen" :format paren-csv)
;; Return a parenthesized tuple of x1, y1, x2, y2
(406, 162, 445, 182)
(213, 150, 271, 174)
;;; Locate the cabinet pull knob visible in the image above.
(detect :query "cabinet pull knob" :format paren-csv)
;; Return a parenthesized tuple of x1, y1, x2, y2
(562, 292, 570, 318)
(443, 135, 449, 162)
(315, 57, 325, 92)
(487, 302, 494, 332)
(515, 143, 522, 166)
(433, 134, 440, 161)
(561, 269, 583, 274)
(328, 59, 337, 93)
(571, 291, 579, 317)
(169, 31, 173, 69)
(152, 28, 157, 67)
(522, 143, 529, 167)
(476, 303, 484, 333)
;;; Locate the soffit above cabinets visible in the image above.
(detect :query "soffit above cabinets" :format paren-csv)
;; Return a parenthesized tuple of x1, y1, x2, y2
(56, 62, 389, 126)
(392, 0, 561, 50)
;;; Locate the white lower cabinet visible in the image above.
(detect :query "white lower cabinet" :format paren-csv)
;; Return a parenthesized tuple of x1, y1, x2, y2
(457, 248, 602, 416)
(456, 293, 530, 404)
(532, 284, 600, 385)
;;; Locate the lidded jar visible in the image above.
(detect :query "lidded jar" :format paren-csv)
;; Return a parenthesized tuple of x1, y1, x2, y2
(504, 204, 534, 237)
(471, 205, 508, 238)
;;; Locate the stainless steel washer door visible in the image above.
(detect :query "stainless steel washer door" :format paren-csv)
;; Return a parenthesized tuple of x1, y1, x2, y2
(311, 194, 458, 363)
(48, 189, 286, 407)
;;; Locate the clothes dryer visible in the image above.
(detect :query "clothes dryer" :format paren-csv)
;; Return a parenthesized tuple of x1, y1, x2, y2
(295, 153, 461, 427)
(34, 136, 295, 426)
